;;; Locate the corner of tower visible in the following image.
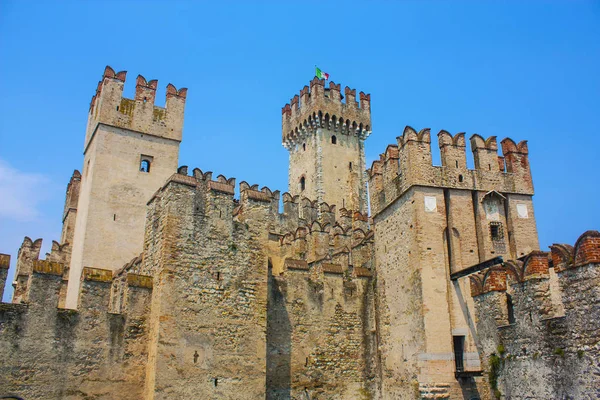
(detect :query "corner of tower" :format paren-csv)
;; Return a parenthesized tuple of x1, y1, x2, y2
(85, 65, 188, 149)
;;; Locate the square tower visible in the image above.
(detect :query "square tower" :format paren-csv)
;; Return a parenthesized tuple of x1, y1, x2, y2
(282, 78, 371, 213)
(65, 66, 187, 308)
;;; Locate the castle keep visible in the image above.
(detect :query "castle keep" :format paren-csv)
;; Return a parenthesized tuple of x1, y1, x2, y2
(0, 66, 598, 400)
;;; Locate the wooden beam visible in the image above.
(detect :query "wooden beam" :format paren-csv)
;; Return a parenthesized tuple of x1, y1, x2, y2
(450, 256, 504, 281)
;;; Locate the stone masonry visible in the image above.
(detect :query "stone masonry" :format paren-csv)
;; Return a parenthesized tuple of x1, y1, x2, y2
(0, 65, 597, 400)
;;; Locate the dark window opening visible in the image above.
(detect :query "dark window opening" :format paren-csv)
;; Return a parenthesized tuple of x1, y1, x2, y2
(140, 159, 151, 173)
(507, 293, 516, 324)
(113, 214, 116, 221)
(303, 143, 306, 151)
(300, 176, 305, 191)
(331, 135, 337, 144)
(459, 174, 463, 182)
(213, 378, 218, 387)
(116, 106, 119, 111)
(455, 160, 458, 168)
(216, 271, 221, 280)
(349, 162, 353, 171)
(453, 335, 465, 372)
(488, 164, 491, 171)
(490, 221, 504, 241)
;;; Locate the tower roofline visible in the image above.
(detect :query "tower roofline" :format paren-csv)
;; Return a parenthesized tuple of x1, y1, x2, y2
(282, 78, 371, 149)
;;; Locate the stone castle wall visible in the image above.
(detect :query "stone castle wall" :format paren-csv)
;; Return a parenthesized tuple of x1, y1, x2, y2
(1, 68, 598, 400)
(0, 260, 152, 399)
(469, 231, 600, 400)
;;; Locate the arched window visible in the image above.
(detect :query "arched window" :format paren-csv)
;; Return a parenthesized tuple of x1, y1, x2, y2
(300, 176, 306, 191)
(140, 159, 150, 173)
(331, 135, 337, 144)
(140, 155, 153, 173)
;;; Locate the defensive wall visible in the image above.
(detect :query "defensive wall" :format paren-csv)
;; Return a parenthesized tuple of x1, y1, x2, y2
(0, 166, 377, 400)
(469, 230, 600, 399)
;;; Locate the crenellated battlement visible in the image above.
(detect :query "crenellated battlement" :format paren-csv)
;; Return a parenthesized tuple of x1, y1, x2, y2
(468, 230, 599, 399)
(282, 78, 371, 149)
(368, 125, 534, 216)
(85, 65, 187, 148)
(470, 230, 600, 299)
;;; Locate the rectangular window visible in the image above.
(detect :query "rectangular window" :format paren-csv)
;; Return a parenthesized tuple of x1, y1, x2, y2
(490, 221, 504, 241)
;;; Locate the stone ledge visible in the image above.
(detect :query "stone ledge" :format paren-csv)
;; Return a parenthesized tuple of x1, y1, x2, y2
(82, 267, 113, 283)
(33, 260, 64, 276)
(127, 273, 153, 289)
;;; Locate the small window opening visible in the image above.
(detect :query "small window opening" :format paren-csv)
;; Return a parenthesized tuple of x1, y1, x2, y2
(213, 378, 218, 387)
(490, 221, 504, 241)
(459, 175, 463, 182)
(349, 162, 353, 171)
(507, 293, 516, 324)
(116, 106, 119, 111)
(303, 143, 306, 151)
(300, 176, 305, 191)
(140, 159, 151, 173)
(216, 271, 221, 280)
(143, 97, 147, 104)
(305, 357, 309, 367)
(453, 335, 465, 372)
(488, 164, 491, 171)
(113, 214, 116, 221)
(331, 135, 337, 144)
(455, 160, 458, 168)
(193, 350, 199, 363)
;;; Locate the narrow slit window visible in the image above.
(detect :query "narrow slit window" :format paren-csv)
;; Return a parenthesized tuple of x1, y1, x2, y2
(300, 176, 306, 191)
(453, 336, 465, 372)
(507, 293, 516, 324)
(349, 162, 353, 171)
(331, 135, 337, 144)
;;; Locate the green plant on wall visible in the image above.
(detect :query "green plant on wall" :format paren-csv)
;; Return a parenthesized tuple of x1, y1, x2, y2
(489, 353, 502, 400)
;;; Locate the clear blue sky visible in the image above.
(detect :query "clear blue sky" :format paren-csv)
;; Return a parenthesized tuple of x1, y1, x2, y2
(1, 1, 599, 300)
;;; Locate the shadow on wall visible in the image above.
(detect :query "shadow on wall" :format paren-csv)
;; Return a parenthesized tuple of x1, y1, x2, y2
(266, 260, 292, 400)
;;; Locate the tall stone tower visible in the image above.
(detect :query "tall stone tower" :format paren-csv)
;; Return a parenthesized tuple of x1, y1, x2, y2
(368, 127, 539, 399)
(65, 66, 187, 308)
(282, 78, 371, 213)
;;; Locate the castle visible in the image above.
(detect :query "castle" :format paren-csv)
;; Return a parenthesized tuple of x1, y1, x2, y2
(0, 66, 598, 400)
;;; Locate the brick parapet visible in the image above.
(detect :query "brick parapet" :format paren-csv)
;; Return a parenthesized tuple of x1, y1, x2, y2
(368, 126, 535, 217)
(470, 232, 600, 399)
(282, 78, 371, 149)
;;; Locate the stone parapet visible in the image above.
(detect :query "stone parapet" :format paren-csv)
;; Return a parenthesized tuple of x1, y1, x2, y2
(282, 78, 371, 149)
(368, 126, 535, 217)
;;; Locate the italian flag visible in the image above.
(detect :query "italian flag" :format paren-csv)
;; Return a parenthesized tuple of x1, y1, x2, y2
(315, 67, 329, 80)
